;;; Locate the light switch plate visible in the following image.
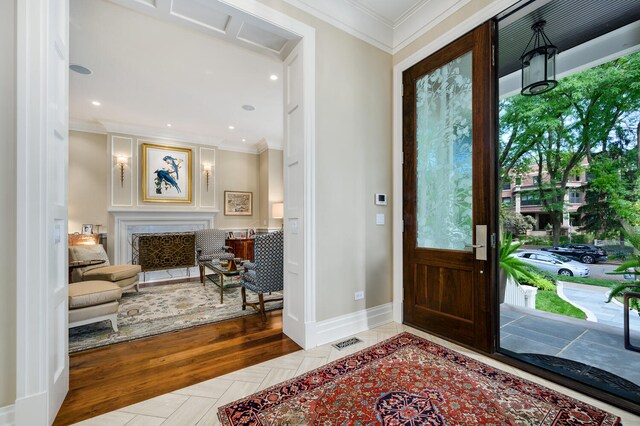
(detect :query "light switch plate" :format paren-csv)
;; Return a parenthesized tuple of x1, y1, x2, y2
(376, 213, 385, 225)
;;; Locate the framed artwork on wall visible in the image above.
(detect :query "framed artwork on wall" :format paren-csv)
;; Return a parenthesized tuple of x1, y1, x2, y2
(142, 143, 192, 203)
(224, 191, 252, 216)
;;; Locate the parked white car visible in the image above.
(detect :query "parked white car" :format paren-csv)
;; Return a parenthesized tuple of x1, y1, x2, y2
(514, 250, 590, 277)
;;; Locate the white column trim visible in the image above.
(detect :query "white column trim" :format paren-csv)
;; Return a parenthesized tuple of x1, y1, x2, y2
(0, 405, 15, 426)
(219, 0, 317, 349)
(15, 0, 50, 423)
(392, 0, 519, 324)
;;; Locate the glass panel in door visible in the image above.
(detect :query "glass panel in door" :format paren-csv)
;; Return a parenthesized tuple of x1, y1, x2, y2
(416, 51, 473, 251)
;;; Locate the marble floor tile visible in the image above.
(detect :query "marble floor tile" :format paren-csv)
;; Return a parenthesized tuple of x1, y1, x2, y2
(217, 365, 271, 383)
(257, 368, 298, 391)
(172, 377, 235, 399)
(162, 396, 217, 426)
(118, 393, 189, 418)
(72, 411, 135, 426)
(295, 356, 328, 375)
(123, 415, 165, 426)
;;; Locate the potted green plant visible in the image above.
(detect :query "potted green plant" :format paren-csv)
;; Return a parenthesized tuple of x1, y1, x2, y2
(606, 229, 640, 315)
(499, 233, 538, 303)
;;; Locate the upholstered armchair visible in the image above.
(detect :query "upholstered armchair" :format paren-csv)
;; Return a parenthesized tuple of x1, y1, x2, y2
(240, 230, 283, 320)
(195, 229, 235, 283)
(68, 244, 141, 292)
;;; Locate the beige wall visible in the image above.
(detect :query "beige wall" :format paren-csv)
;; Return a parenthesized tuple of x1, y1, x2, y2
(258, 150, 269, 227)
(69, 131, 109, 234)
(0, 0, 16, 409)
(267, 150, 283, 229)
(215, 150, 261, 229)
(258, 0, 393, 321)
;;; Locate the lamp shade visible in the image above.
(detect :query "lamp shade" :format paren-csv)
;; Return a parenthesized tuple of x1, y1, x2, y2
(272, 202, 284, 219)
(521, 21, 558, 96)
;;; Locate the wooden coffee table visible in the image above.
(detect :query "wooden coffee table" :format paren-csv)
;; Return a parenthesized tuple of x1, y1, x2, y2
(201, 260, 244, 304)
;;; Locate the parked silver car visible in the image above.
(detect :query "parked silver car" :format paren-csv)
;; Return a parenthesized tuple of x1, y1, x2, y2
(514, 250, 590, 277)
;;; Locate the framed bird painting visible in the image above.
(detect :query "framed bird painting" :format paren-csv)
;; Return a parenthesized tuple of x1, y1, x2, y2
(141, 143, 193, 203)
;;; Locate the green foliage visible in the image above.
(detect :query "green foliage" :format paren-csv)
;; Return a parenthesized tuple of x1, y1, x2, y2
(500, 51, 640, 244)
(536, 291, 587, 320)
(499, 233, 538, 283)
(520, 236, 552, 246)
(606, 228, 640, 314)
(610, 250, 629, 261)
(559, 276, 615, 288)
(515, 269, 556, 291)
(502, 210, 537, 236)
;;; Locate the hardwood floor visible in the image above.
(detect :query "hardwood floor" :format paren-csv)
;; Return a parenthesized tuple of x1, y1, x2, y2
(55, 310, 300, 425)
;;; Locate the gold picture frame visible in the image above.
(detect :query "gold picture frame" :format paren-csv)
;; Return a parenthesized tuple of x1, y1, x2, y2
(224, 191, 253, 215)
(142, 143, 193, 203)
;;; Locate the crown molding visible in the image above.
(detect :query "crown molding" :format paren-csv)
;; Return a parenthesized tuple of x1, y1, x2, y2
(282, 0, 471, 54)
(282, 0, 393, 52)
(69, 118, 107, 134)
(256, 138, 283, 154)
(98, 120, 223, 146)
(217, 142, 261, 154)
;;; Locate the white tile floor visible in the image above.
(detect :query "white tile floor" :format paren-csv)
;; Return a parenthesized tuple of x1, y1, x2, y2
(73, 322, 640, 426)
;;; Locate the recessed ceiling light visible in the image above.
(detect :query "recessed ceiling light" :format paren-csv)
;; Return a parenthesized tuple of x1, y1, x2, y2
(70, 64, 93, 75)
(91, 100, 101, 106)
(269, 74, 278, 81)
(242, 138, 246, 142)
(228, 125, 235, 130)
(242, 104, 255, 111)
(167, 123, 172, 127)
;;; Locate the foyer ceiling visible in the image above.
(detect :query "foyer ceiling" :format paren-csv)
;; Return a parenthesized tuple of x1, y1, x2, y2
(69, 0, 294, 152)
(283, 0, 471, 53)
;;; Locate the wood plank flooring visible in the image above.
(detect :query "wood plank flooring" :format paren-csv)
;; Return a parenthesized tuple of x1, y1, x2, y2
(55, 310, 300, 425)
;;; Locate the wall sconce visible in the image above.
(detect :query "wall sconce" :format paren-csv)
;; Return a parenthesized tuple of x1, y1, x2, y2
(521, 20, 558, 96)
(116, 155, 128, 188)
(272, 202, 284, 219)
(203, 163, 212, 192)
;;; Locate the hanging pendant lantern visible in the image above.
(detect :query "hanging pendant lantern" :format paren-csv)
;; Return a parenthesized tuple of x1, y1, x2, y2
(521, 20, 558, 96)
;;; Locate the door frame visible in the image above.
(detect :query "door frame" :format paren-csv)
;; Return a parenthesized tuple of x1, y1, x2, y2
(391, 0, 519, 324)
(15, 0, 317, 421)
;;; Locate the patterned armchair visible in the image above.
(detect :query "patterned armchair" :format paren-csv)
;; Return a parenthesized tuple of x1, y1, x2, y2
(195, 229, 234, 283)
(240, 230, 283, 321)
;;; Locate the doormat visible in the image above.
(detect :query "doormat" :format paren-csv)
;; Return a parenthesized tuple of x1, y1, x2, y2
(69, 280, 282, 353)
(218, 332, 620, 425)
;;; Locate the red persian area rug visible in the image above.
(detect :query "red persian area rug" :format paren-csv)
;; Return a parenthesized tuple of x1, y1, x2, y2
(218, 332, 621, 425)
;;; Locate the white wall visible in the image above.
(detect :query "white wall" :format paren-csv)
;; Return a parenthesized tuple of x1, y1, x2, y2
(258, 0, 394, 320)
(0, 0, 16, 409)
(68, 131, 109, 234)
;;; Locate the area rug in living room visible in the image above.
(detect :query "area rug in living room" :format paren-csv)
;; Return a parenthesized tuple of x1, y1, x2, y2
(69, 280, 282, 353)
(218, 332, 620, 425)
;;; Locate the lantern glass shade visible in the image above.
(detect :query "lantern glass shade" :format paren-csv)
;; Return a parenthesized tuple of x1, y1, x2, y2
(521, 21, 558, 96)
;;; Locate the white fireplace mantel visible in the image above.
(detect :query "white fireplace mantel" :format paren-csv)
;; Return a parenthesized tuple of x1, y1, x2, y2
(108, 210, 218, 265)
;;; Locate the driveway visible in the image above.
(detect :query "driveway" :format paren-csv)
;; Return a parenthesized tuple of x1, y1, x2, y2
(559, 281, 640, 330)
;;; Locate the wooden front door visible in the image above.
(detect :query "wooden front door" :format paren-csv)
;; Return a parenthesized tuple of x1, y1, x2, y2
(403, 22, 496, 352)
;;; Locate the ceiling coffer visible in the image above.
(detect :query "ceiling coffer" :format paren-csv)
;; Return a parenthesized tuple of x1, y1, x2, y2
(521, 20, 559, 96)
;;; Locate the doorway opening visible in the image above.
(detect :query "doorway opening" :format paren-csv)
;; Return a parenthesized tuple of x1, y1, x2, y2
(497, 0, 640, 408)
(66, 0, 293, 353)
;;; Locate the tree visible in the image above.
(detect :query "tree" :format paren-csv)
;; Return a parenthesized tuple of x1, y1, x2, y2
(500, 52, 640, 244)
(502, 209, 536, 236)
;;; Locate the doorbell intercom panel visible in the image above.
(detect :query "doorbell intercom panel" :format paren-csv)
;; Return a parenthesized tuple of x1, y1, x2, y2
(375, 193, 387, 206)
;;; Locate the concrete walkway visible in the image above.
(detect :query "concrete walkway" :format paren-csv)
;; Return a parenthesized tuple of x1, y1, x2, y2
(500, 305, 640, 386)
(559, 281, 640, 330)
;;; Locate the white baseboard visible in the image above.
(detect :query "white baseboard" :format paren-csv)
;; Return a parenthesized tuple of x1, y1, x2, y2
(314, 303, 393, 347)
(0, 405, 15, 426)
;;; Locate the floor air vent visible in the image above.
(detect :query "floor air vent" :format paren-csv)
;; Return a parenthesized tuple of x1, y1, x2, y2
(332, 337, 363, 350)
